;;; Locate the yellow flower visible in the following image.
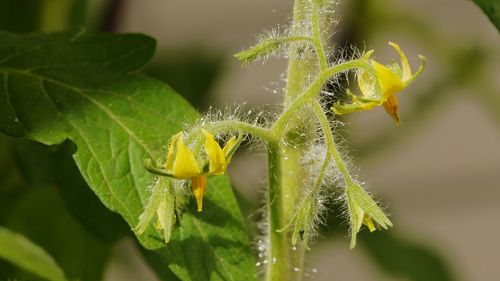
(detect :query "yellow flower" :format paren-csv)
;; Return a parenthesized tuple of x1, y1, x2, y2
(332, 42, 426, 124)
(164, 129, 238, 212)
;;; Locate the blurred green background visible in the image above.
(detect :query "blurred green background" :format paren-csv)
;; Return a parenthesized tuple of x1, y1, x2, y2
(0, 0, 499, 280)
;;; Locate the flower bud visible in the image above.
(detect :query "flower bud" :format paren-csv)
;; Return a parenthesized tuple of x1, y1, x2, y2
(345, 182, 393, 249)
(291, 193, 323, 248)
(235, 38, 288, 65)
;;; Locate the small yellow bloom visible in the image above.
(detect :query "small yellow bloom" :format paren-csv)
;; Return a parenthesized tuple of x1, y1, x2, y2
(166, 133, 201, 179)
(332, 42, 426, 124)
(164, 130, 239, 212)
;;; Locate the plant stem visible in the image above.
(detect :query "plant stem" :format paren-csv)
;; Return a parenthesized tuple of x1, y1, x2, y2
(264, 0, 363, 279)
(265, 1, 314, 281)
(272, 59, 371, 135)
(285, 0, 316, 106)
(311, 1, 328, 71)
(265, 143, 289, 281)
(40, 0, 72, 31)
(310, 100, 354, 185)
(203, 120, 276, 142)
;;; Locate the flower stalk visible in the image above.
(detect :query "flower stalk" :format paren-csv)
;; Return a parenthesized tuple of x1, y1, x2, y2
(136, 1, 425, 280)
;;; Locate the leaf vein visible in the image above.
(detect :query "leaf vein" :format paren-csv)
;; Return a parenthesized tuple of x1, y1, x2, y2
(0, 67, 156, 158)
(39, 80, 135, 222)
(2, 72, 29, 133)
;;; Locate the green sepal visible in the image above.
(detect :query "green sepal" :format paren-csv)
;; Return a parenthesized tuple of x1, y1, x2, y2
(346, 182, 393, 249)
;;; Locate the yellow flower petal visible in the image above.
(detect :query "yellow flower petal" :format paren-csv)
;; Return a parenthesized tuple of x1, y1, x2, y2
(388, 42, 412, 82)
(382, 94, 401, 124)
(372, 61, 406, 98)
(172, 134, 201, 178)
(222, 136, 238, 168)
(191, 175, 207, 212)
(357, 68, 376, 98)
(165, 132, 182, 172)
(331, 43, 423, 125)
(357, 50, 377, 98)
(202, 129, 226, 175)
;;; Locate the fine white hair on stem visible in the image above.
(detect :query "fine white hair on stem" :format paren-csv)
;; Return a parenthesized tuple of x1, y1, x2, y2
(195, 102, 277, 152)
(253, 179, 272, 275)
(200, 102, 274, 129)
(320, 43, 362, 102)
(335, 178, 391, 243)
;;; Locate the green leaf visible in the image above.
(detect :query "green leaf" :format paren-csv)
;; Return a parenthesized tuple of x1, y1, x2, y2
(1, 135, 130, 243)
(1, 187, 112, 281)
(0, 30, 256, 280)
(152, 176, 257, 281)
(0, 226, 67, 281)
(0, 1, 45, 33)
(320, 203, 457, 281)
(0, 135, 115, 280)
(359, 231, 457, 281)
(473, 0, 500, 31)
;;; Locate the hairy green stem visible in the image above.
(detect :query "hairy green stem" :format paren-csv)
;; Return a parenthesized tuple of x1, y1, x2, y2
(272, 59, 372, 135)
(311, 2, 328, 71)
(285, 0, 316, 106)
(265, 1, 315, 281)
(183, 120, 276, 156)
(265, 143, 290, 281)
(310, 100, 354, 185)
(263, 1, 366, 279)
(203, 120, 276, 143)
(270, 36, 315, 45)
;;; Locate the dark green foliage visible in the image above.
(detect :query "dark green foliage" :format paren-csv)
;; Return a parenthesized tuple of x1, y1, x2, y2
(0, 226, 66, 281)
(360, 231, 457, 281)
(320, 203, 457, 281)
(0, 30, 256, 281)
(3, 188, 112, 281)
(0, 137, 111, 281)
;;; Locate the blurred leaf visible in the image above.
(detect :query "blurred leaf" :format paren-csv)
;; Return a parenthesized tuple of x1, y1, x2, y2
(2, 136, 131, 242)
(319, 203, 456, 281)
(0, 0, 90, 33)
(0, 135, 113, 281)
(0, 30, 256, 280)
(146, 49, 224, 109)
(140, 249, 182, 281)
(0, 136, 26, 223)
(0, 226, 67, 281)
(2, 188, 112, 281)
(359, 231, 457, 281)
(67, 0, 90, 28)
(0, 134, 181, 279)
(0, 0, 44, 32)
(53, 141, 132, 242)
(473, 0, 500, 31)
